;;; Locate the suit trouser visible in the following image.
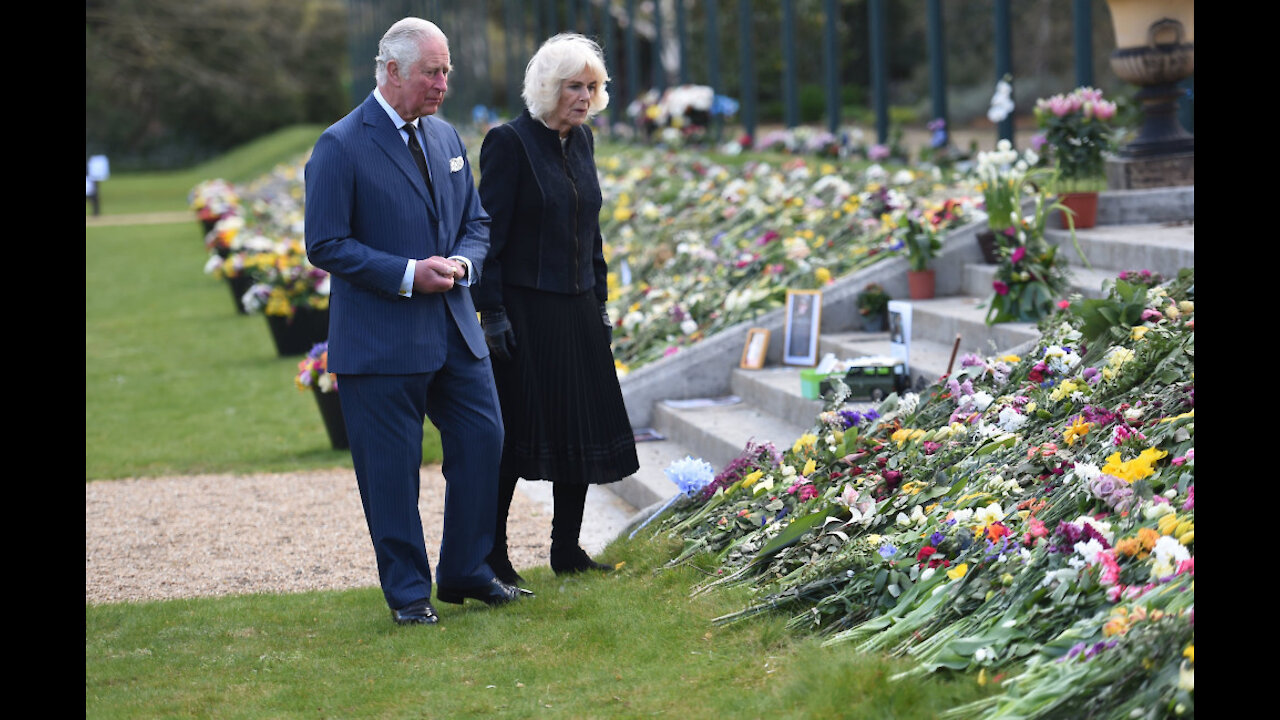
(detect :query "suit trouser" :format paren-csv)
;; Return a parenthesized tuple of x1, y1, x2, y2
(338, 318, 504, 610)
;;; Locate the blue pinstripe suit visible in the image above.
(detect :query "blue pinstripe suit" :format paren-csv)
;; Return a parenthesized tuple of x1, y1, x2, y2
(304, 92, 502, 610)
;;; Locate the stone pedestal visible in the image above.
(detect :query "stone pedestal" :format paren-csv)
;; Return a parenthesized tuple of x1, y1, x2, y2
(1106, 153, 1194, 190)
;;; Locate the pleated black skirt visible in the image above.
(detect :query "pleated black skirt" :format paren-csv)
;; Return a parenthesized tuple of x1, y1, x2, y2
(491, 285, 640, 485)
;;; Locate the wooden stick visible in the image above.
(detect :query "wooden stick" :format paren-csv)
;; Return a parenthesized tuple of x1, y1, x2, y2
(945, 334, 962, 378)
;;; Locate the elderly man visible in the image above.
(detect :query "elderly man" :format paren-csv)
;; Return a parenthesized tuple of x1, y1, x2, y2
(304, 16, 532, 626)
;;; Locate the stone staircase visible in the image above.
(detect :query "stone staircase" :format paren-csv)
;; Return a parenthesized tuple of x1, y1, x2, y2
(607, 186, 1194, 519)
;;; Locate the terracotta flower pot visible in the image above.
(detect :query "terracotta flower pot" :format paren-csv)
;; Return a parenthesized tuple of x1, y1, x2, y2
(1058, 192, 1099, 229)
(907, 269, 936, 300)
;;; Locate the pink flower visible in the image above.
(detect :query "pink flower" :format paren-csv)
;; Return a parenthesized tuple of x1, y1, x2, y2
(993, 281, 1010, 296)
(1010, 246, 1027, 264)
(1057, 300, 1071, 309)
(663, 346, 679, 358)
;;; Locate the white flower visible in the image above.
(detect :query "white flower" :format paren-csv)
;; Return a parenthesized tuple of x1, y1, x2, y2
(952, 508, 974, 524)
(1073, 538, 1105, 565)
(920, 566, 936, 581)
(973, 502, 1005, 527)
(891, 169, 915, 185)
(997, 406, 1027, 432)
(971, 391, 994, 412)
(1074, 515, 1114, 544)
(1143, 502, 1176, 520)
(988, 78, 1015, 122)
(680, 319, 698, 335)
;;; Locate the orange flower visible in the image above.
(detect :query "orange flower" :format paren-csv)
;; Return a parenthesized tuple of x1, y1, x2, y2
(1137, 527, 1160, 552)
(1114, 537, 1142, 557)
(985, 523, 1012, 542)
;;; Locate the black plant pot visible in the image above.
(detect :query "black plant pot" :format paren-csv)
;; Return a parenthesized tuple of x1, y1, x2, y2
(227, 274, 254, 315)
(860, 312, 887, 332)
(312, 388, 349, 450)
(265, 306, 329, 357)
(977, 230, 1002, 264)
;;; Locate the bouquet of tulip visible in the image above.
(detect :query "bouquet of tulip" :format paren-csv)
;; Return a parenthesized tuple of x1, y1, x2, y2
(1034, 87, 1118, 193)
(296, 341, 336, 393)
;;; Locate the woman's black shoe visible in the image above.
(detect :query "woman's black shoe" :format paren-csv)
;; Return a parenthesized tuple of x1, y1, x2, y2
(551, 545, 613, 576)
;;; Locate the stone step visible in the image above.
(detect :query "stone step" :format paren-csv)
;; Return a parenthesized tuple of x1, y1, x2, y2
(899, 296, 1040, 356)
(964, 261, 1118, 301)
(652, 396, 812, 472)
(1046, 222, 1194, 280)
(819, 332, 989, 387)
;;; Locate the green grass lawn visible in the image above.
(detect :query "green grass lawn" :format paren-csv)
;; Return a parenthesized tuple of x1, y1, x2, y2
(86, 126, 994, 718)
(87, 536, 995, 719)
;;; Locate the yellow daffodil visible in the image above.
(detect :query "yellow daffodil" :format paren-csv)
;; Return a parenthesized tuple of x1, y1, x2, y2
(792, 433, 818, 454)
(741, 470, 763, 488)
(815, 267, 832, 284)
(946, 563, 968, 580)
(1131, 325, 1150, 340)
(802, 458, 817, 476)
(1183, 645, 1194, 663)
(1157, 512, 1181, 536)
(999, 354, 1021, 363)
(1062, 417, 1093, 446)
(1101, 448, 1168, 483)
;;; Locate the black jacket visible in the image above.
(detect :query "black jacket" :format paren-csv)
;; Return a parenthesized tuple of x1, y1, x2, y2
(474, 110, 608, 312)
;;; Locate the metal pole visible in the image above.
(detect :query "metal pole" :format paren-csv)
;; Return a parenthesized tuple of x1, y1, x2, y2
(994, 0, 1013, 144)
(676, 0, 689, 85)
(868, 0, 888, 145)
(707, 0, 722, 141)
(603, 1, 620, 132)
(652, 0, 665, 92)
(782, 0, 797, 128)
(823, 0, 839, 134)
(626, 0, 640, 106)
(926, 0, 948, 146)
(739, 0, 756, 144)
(505, 0, 520, 117)
(1073, 0, 1093, 87)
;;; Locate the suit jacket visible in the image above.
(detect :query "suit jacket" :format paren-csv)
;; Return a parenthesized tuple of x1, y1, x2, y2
(304, 92, 491, 375)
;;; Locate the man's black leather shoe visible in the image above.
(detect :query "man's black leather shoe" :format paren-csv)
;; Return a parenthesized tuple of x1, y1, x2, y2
(436, 577, 534, 606)
(391, 598, 439, 625)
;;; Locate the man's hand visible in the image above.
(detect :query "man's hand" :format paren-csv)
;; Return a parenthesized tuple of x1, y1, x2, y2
(412, 256, 463, 294)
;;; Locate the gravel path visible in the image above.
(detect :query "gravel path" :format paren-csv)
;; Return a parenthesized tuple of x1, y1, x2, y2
(86, 466, 563, 605)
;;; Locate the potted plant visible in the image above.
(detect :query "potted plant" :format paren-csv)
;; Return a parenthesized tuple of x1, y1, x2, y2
(296, 341, 347, 450)
(202, 228, 277, 315)
(899, 211, 942, 299)
(1033, 86, 1118, 229)
(972, 139, 1047, 264)
(188, 178, 242, 235)
(856, 282, 891, 331)
(240, 239, 331, 356)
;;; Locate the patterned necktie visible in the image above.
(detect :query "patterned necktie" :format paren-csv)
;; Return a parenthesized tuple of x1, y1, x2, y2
(404, 123, 434, 196)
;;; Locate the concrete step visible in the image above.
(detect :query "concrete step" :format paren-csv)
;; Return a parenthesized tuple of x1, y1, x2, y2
(900, 296, 1040, 356)
(964, 261, 1118, 301)
(610, 435, 698, 512)
(1046, 222, 1194, 280)
(652, 396, 812, 472)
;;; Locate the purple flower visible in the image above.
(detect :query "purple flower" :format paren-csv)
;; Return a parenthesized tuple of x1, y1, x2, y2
(960, 353, 983, 367)
(1010, 246, 1027, 264)
(1182, 485, 1195, 511)
(993, 281, 1010, 296)
(930, 531, 947, 545)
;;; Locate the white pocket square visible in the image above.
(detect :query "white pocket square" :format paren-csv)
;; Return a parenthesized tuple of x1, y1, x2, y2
(449, 156, 464, 173)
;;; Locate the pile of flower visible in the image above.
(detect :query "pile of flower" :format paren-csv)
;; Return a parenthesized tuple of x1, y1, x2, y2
(639, 268, 1194, 719)
(295, 341, 336, 393)
(598, 148, 980, 372)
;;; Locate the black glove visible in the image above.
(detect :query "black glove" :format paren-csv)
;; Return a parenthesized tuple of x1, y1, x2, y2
(600, 303, 613, 345)
(481, 309, 516, 362)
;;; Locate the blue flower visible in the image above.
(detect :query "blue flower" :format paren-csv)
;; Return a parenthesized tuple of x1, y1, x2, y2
(878, 543, 897, 558)
(664, 456, 716, 497)
(930, 531, 947, 545)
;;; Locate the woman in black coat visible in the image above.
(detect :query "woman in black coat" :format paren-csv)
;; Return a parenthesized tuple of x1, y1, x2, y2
(475, 33, 639, 582)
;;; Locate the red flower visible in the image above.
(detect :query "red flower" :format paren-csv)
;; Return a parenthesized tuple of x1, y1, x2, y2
(917, 546, 938, 563)
(993, 280, 1010, 296)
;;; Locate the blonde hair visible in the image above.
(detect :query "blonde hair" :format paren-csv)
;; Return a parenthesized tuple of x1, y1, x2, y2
(522, 33, 611, 121)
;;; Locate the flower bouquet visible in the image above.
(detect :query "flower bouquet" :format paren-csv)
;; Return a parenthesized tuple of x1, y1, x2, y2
(296, 341, 347, 449)
(188, 178, 242, 233)
(982, 190, 1074, 325)
(971, 139, 1048, 263)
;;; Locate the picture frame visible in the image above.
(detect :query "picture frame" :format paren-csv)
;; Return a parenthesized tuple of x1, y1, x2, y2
(740, 328, 770, 369)
(782, 289, 822, 366)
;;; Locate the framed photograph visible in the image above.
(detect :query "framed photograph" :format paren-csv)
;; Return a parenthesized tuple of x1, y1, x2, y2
(740, 328, 770, 369)
(783, 289, 822, 366)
